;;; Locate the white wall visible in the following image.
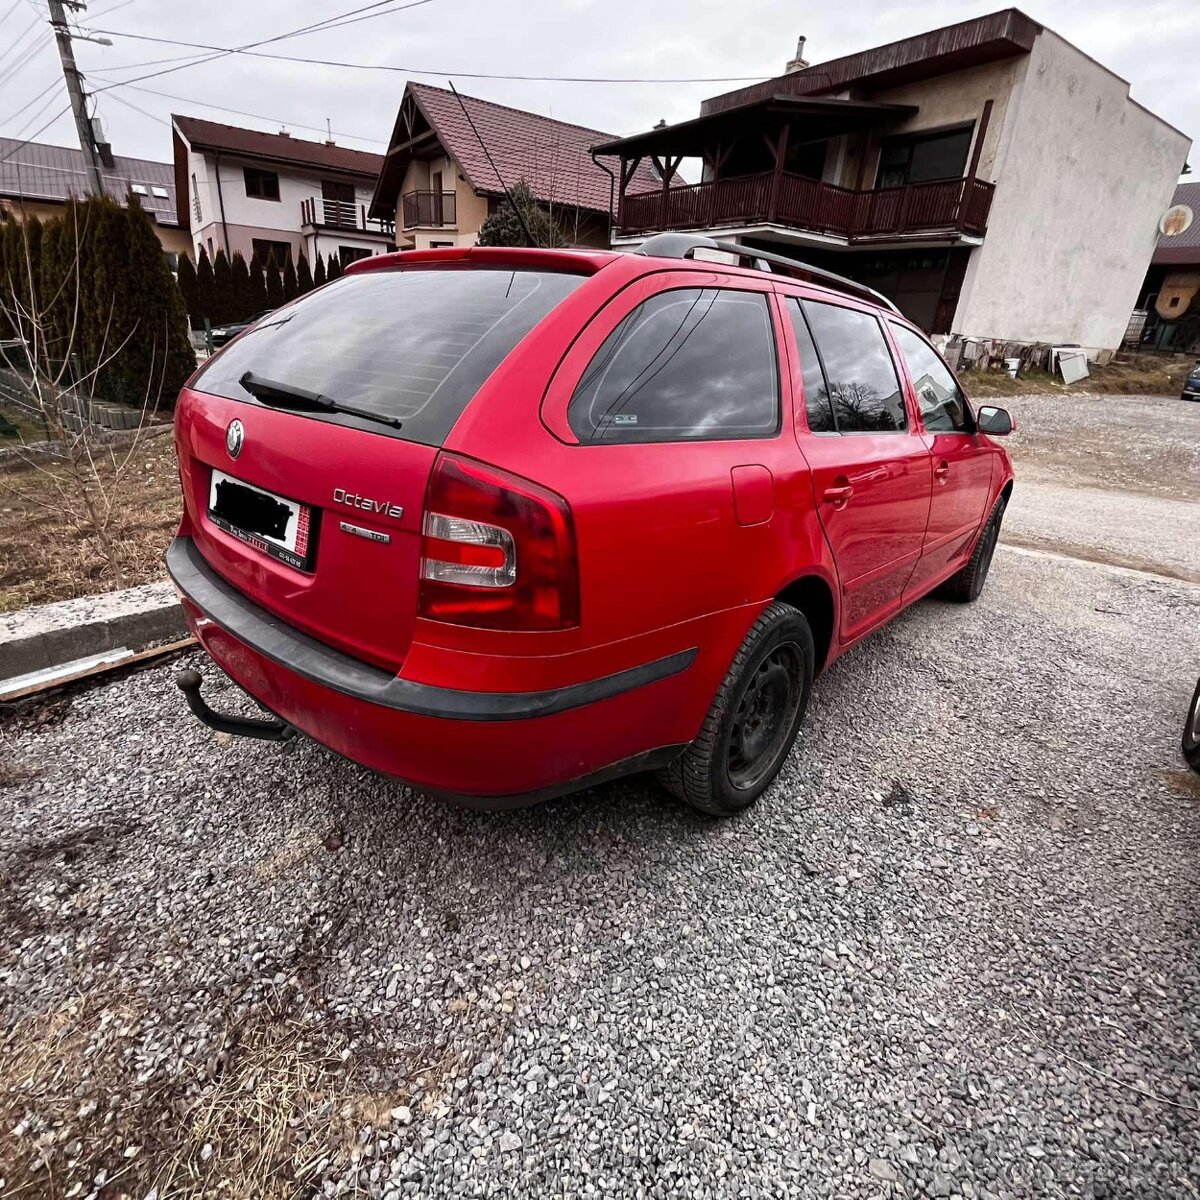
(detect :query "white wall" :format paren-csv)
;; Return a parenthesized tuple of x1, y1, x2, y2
(953, 29, 1190, 350)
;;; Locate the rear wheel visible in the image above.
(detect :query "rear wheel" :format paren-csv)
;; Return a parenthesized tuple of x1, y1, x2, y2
(939, 494, 1007, 603)
(658, 601, 813, 816)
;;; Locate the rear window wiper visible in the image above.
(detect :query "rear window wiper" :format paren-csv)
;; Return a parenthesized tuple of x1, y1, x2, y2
(239, 371, 402, 430)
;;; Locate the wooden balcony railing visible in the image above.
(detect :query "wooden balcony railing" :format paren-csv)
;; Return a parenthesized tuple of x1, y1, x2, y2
(620, 172, 995, 242)
(402, 190, 457, 228)
(300, 196, 394, 237)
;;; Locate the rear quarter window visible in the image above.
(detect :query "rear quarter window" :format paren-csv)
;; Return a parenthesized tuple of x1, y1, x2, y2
(566, 287, 779, 444)
(190, 268, 584, 446)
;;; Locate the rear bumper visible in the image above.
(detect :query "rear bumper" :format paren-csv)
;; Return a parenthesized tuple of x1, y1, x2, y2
(165, 536, 698, 803)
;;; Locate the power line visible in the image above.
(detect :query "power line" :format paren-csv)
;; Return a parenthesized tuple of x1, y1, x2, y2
(90, 32, 771, 84)
(0, 102, 72, 163)
(0, 15, 41, 72)
(0, 31, 50, 87)
(83, 0, 436, 96)
(2, 74, 59, 126)
(108, 81, 387, 145)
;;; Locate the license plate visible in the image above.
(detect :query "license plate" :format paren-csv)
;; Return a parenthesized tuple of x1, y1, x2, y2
(208, 469, 316, 571)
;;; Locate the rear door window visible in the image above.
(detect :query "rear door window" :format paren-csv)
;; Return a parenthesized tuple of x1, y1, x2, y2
(785, 299, 834, 433)
(802, 300, 907, 433)
(890, 323, 970, 432)
(191, 268, 584, 446)
(566, 287, 779, 444)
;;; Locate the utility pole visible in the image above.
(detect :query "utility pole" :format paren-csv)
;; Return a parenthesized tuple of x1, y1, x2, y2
(47, 0, 105, 195)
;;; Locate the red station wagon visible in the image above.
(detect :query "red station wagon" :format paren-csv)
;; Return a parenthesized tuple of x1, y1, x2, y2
(169, 235, 1015, 815)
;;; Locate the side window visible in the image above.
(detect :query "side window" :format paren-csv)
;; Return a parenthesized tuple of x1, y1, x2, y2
(786, 299, 834, 433)
(802, 300, 907, 433)
(567, 288, 779, 444)
(890, 323, 970, 433)
(244, 167, 281, 201)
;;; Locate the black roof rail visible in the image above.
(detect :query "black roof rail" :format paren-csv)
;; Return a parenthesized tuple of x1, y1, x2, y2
(634, 232, 900, 315)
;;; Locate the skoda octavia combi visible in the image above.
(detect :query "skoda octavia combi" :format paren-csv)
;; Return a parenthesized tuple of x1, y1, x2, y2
(168, 236, 1015, 815)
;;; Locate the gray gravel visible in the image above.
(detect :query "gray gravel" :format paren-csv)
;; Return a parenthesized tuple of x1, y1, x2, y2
(999, 392, 1200, 582)
(2, 541, 1198, 1199)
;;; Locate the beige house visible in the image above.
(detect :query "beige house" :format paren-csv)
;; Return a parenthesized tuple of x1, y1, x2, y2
(0, 137, 190, 265)
(370, 83, 661, 250)
(595, 9, 1191, 351)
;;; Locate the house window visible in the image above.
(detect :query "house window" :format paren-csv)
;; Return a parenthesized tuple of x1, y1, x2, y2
(151, 185, 169, 199)
(252, 238, 292, 264)
(244, 166, 281, 200)
(876, 126, 973, 188)
(163, 250, 180, 273)
(191, 173, 201, 223)
(429, 241, 454, 248)
(338, 246, 371, 267)
(130, 183, 147, 195)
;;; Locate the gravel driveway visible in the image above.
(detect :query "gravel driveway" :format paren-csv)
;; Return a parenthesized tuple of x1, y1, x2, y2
(2, 394, 1198, 1199)
(1000, 392, 1200, 581)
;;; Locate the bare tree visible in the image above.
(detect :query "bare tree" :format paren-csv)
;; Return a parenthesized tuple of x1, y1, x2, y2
(0, 209, 177, 590)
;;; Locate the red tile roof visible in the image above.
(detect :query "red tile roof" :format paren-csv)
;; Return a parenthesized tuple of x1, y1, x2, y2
(171, 115, 384, 178)
(372, 83, 662, 219)
(1152, 182, 1200, 266)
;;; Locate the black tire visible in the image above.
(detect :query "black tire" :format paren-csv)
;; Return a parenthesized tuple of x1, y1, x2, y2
(657, 601, 814, 816)
(939, 494, 1007, 603)
(1183, 677, 1200, 774)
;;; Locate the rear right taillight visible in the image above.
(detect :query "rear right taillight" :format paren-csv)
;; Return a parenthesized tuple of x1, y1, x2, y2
(419, 453, 580, 631)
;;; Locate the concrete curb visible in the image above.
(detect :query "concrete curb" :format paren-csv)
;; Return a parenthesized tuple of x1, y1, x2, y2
(0, 580, 185, 683)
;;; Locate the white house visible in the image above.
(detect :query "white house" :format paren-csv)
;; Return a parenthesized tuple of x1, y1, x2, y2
(171, 115, 393, 267)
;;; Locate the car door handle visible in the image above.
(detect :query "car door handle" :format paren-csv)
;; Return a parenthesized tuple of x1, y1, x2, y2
(823, 484, 854, 507)
(934, 460, 950, 483)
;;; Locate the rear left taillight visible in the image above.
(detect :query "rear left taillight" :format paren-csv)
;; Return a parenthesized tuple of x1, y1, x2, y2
(419, 453, 580, 631)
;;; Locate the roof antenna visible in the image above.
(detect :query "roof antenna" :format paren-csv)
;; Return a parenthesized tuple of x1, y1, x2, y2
(448, 80, 537, 248)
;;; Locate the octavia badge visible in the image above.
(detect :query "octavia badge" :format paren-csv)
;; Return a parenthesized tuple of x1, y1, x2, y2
(226, 419, 245, 459)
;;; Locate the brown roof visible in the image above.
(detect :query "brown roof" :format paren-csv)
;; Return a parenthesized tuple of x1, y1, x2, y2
(0, 137, 179, 225)
(171, 114, 384, 178)
(702, 8, 1040, 115)
(371, 83, 662, 220)
(1152, 181, 1200, 266)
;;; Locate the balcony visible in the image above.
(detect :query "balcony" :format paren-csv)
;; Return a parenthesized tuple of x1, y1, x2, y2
(618, 172, 994, 243)
(300, 196, 394, 237)
(402, 190, 456, 229)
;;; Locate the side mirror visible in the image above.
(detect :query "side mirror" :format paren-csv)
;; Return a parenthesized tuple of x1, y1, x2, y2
(977, 405, 1015, 436)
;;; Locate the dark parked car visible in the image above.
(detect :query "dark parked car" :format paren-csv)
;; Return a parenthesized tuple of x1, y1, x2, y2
(210, 310, 273, 348)
(168, 235, 1015, 814)
(1184, 679, 1200, 773)
(1183, 362, 1200, 402)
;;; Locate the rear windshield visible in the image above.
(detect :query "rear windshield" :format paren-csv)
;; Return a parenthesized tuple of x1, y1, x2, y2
(190, 267, 584, 445)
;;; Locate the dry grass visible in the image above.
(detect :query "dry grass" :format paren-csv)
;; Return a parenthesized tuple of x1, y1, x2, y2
(968, 356, 1194, 398)
(0, 990, 404, 1199)
(0, 430, 179, 612)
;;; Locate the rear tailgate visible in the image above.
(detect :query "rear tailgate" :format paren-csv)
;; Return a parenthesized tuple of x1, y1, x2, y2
(176, 263, 587, 672)
(176, 387, 435, 671)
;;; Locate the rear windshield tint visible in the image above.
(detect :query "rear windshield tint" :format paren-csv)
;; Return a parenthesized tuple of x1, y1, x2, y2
(190, 267, 584, 445)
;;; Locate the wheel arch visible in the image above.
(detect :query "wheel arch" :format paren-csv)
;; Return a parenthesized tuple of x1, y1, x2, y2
(776, 573, 836, 675)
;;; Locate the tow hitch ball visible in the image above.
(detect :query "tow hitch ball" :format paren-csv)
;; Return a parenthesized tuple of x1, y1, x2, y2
(175, 668, 296, 742)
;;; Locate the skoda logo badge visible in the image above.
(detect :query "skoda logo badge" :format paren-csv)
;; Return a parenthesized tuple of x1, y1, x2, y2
(226, 419, 245, 459)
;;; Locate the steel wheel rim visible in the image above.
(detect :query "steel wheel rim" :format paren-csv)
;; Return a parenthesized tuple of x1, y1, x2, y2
(726, 642, 803, 792)
(1189, 693, 1200, 746)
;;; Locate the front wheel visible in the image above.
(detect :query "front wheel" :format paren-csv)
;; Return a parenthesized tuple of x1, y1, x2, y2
(939, 494, 1007, 603)
(657, 601, 814, 816)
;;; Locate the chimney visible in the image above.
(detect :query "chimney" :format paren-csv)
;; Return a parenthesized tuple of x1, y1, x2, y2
(278, 127, 292, 138)
(325, 118, 336, 148)
(786, 36, 810, 74)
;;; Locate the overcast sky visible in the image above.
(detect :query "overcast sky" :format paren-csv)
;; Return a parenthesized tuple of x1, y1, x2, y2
(1, 0, 1195, 177)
